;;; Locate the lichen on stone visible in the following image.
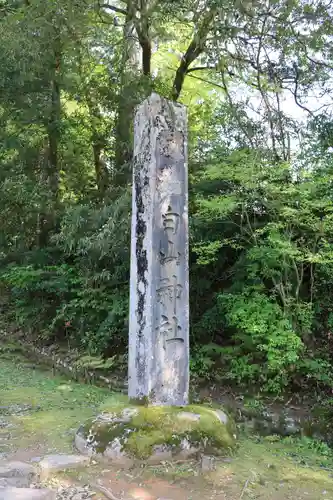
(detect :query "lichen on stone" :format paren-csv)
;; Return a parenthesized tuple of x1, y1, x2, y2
(75, 401, 236, 462)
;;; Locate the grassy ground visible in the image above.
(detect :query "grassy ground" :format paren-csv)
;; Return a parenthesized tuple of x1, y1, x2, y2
(1, 353, 333, 499)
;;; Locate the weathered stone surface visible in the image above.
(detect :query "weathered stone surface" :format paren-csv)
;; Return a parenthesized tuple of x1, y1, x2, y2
(38, 455, 89, 476)
(0, 405, 37, 416)
(0, 487, 56, 500)
(0, 478, 30, 488)
(56, 485, 94, 500)
(200, 455, 216, 472)
(75, 403, 236, 464)
(128, 93, 189, 406)
(0, 462, 36, 488)
(0, 420, 14, 430)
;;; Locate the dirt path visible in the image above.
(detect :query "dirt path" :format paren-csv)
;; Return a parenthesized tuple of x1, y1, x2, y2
(1, 355, 333, 499)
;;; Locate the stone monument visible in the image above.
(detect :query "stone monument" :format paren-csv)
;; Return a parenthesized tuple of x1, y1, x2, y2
(128, 93, 189, 406)
(74, 96, 236, 462)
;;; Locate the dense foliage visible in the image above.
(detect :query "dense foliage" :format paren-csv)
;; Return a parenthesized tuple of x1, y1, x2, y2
(1, 0, 333, 396)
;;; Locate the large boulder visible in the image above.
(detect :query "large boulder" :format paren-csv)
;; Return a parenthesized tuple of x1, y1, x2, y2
(75, 403, 236, 465)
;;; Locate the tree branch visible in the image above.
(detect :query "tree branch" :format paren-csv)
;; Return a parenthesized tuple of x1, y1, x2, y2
(135, 0, 152, 76)
(186, 65, 217, 73)
(254, 16, 280, 161)
(284, 86, 313, 117)
(172, 9, 216, 100)
(98, 2, 127, 16)
(186, 71, 226, 90)
(220, 70, 255, 148)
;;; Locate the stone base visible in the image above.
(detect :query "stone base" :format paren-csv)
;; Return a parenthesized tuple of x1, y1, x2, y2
(74, 403, 236, 465)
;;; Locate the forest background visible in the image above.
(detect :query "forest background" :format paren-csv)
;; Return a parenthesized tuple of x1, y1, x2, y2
(1, 0, 333, 398)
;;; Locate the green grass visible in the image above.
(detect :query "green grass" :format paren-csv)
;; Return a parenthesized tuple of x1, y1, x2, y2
(145, 434, 333, 499)
(0, 357, 114, 452)
(210, 435, 333, 499)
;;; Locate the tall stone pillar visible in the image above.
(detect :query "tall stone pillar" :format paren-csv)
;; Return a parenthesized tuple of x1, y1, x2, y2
(128, 93, 189, 406)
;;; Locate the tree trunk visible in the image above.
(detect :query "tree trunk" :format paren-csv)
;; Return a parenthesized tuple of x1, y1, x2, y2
(93, 138, 108, 197)
(47, 76, 60, 200)
(114, 9, 140, 186)
(114, 0, 152, 187)
(39, 42, 61, 246)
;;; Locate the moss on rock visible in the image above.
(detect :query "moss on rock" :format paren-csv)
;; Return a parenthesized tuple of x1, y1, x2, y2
(75, 401, 236, 462)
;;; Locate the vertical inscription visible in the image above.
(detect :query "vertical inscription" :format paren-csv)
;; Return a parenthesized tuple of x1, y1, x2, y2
(129, 93, 188, 406)
(159, 205, 181, 265)
(156, 204, 183, 348)
(157, 315, 183, 350)
(156, 275, 183, 307)
(159, 242, 181, 266)
(156, 274, 183, 349)
(152, 109, 188, 405)
(162, 206, 179, 234)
